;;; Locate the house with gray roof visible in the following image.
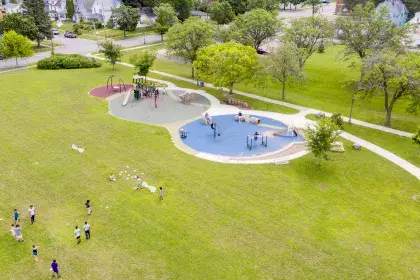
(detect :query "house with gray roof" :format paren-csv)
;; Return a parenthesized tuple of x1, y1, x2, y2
(74, 0, 122, 23)
(45, 0, 67, 20)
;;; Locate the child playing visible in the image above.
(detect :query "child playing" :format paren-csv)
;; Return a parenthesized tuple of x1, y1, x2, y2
(85, 200, 92, 215)
(109, 173, 116, 182)
(159, 187, 164, 201)
(32, 245, 40, 261)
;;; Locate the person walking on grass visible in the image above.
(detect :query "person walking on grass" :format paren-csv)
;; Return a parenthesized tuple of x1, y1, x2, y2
(83, 221, 91, 240)
(159, 187, 163, 201)
(13, 209, 19, 225)
(32, 245, 40, 262)
(85, 200, 92, 215)
(75, 226, 81, 244)
(28, 205, 35, 224)
(14, 224, 24, 242)
(51, 259, 61, 278)
(135, 176, 143, 190)
(10, 224, 16, 240)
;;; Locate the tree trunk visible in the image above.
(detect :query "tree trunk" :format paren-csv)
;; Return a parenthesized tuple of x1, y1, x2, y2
(191, 67, 195, 78)
(229, 87, 233, 95)
(295, 5, 297, 10)
(124, 29, 126, 39)
(312, 5, 315, 15)
(15, 57, 18, 67)
(161, 34, 163, 41)
(281, 83, 286, 100)
(37, 39, 41, 48)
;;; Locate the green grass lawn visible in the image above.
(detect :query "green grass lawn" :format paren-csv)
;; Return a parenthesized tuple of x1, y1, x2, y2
(306, 114, 420, 167)
(148, 46, 420, 132)
(0, 66, 419, 280)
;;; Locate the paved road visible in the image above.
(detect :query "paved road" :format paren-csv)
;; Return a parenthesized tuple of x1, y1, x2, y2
(0, 33, 163, 69)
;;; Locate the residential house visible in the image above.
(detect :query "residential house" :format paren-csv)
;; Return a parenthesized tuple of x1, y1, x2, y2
(3, 2, 22, 14)
(377, 0, 408, 26)
(45, 0, 67, 20)
(74, 0, 121, 23)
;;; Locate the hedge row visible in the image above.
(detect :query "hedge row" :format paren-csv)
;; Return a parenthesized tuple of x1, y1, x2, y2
(37, 54, 101, 70)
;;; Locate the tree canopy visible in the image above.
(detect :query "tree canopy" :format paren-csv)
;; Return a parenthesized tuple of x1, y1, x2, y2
(232, 8, 280, 50)
(209, 1, 235, 25)
(282, 16, 334, 68)
(0, 30, 34, 66)
(129, 50, 157, 82)
(98, 40, 123, 69)
(110, 6, 140, 39)
(265, 44, 303, 100)
(0, 13, 38, 41)
(304, 118, 340, 163)
(336, 1, 412, 60)
(360, 51, 420, 127)
(194, 42, 259, 94)
(66, 0, 75, 20)
(302, 0, 322, 15)
(165, 17, 216, 78)
(154, 3, 178, 41)
(22, 0, 52, 47)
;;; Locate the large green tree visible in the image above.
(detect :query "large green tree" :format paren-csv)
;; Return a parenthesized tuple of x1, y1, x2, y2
(154, 3, 178, 41)
(337, 2, 412, 60)
(232, 8, 280, 50)
(282, 16, 334, 69)
(165, 17, 216, 78)
(0, 30, 34, 66)
(66, 0, 75, 20)
(360, 51, 420, 127)
(209, 1, 235, 25)
(0, 13, 38, 41)
(98, 40, 123, 69)
(167, 0, 194, 22)
(302, 0, 322, 15)
(194, 42, 259, 94)
(129, 50, 157, 83)
(110, 6, 140, 39)
(265, 44, 303, 100)
(227, 0, 247, 15)
(22, 0, 53, 47)
(304, 118, 340, 163)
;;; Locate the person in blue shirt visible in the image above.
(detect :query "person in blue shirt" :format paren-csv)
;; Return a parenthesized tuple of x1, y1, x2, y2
(13, 209, 19, 225)
(51, 259, 61, 278)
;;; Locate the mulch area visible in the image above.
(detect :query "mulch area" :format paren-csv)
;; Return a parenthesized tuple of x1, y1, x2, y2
(89, 84, 133, 99)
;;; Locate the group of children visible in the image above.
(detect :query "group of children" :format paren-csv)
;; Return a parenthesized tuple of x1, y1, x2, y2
(9, 200, 94, 278)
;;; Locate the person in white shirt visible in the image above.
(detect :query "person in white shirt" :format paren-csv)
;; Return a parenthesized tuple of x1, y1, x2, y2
(159, 187, 164, 201)
(74, 226, 81, 244)
(28, 205, 36, 224)
(135, 176, 143, 190)
(109, 174, 116, 182)
(83, 222, 91, 239)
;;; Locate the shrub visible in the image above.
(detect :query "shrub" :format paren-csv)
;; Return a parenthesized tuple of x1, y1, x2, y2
(413, 126, 420, 147)
(73, 23, 83, 35)
(37, 54, 101, 69)
(331, 113, 344, 129)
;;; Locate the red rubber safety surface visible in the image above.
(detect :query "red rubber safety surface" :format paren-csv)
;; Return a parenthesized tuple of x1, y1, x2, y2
(89, 84, 133, 99)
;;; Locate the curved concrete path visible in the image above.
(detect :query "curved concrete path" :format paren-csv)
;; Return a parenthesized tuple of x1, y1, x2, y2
(87, 54, 420, 179)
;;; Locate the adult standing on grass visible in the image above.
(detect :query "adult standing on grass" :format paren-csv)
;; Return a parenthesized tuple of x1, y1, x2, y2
(135, 175, 143, 190)
(14, 224, 24, 242)
(85, 200, 92, 215)
(83, 221, 91, 240)
(13, 209, 19, 225)
(51, 259, 61, 278)
(28, 205, 36, 224)
(75, 226, 81, 244)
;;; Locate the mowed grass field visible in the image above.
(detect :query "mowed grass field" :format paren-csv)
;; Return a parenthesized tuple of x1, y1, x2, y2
(133, 46, 419, 132)
(0, 66, 419, 280)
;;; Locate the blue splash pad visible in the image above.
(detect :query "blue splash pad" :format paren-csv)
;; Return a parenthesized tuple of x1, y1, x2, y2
(180, 115, 304, 157)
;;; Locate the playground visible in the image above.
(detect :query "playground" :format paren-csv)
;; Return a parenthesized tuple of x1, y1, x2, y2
(180, 115, 305, 157)
(88, 75, 306, 163)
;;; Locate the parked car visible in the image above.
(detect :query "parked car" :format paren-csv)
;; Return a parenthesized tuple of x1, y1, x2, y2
(322, 0, 330, 3)
(64, 31, 77, 38)
(257, 48, 268, 55)
(52, 29, 59, 35)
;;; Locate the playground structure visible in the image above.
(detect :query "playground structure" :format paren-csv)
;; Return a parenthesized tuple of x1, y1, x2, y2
(228, 98, 250, 109)
(123, 75, 167, 108)
(179, 92, 196, 104)
(247, 134, 268, 150)
(107, 74, 128, 94)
